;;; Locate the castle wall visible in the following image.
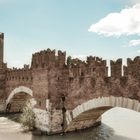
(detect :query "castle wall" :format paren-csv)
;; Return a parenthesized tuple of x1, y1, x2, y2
(31, 49, 67, 109)
(32, 68, 48, 109)
(3, 49, 140, 111)
(0, 33, 140, 113)
(5, 67, 33, 96)
(110, 59, 122, 78)
(0, 33, 140, 133)
(2, 49, 140, 112)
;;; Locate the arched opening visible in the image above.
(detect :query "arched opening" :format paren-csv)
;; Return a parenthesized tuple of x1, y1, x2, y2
(65, 96, 140, 132)
(6, 86, 33, 113)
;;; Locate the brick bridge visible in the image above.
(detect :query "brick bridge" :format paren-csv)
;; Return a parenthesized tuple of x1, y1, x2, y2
(65, 96, 140, 131)
(0, 33, 140, 132)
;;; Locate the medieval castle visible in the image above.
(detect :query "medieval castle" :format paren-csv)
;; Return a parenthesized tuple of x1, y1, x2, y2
(1, 32, 140, 132)
(0, 32, 140, 113)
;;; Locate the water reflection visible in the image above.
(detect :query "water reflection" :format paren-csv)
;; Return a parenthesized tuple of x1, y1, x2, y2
(32, 124, 114, 140)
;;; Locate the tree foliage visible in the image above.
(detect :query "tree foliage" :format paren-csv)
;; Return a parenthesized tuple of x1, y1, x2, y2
(19, 100, 35, 130)
(67, 56, 72, 65)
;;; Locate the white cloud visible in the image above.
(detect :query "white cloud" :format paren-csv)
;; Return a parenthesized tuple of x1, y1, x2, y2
(88, 4, 140, 37)
(129, 39, 140, 46)
(130, 0, 140, 4)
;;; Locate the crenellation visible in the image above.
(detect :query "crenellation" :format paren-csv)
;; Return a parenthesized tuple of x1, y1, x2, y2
(6, 68, 32, 82)
(87, 56, 106, 66)
(31, 49, 56, 69)
(71, 58, 86, 68)
(86, 56, 107, 77)
(57, 50, 66, 68)
(67, 59, 87, 78)
(1, 33, 140, 133)
(1, 33, 140, 116)
(110, 58, 122, 78)
(127, 58, 133, 66)
(24, 64, 30, 69)
(124, 57, 140, 78)
(3, 47, 140, 87)
(133, 56, 140, 63)
(87, 56, 96, 65)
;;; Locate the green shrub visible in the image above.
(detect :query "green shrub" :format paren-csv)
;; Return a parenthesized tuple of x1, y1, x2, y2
(19, 100, 35, 130)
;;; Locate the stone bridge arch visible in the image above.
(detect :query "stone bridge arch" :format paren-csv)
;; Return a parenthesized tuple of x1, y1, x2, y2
(65, 96, 140, 132)
(6, 86, 33, 112)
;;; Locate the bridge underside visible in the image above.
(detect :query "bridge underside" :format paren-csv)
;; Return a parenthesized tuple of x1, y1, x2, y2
(65, 106, 112, 132)
(65, 96, 140, 132)
(6, 92, 31, 113)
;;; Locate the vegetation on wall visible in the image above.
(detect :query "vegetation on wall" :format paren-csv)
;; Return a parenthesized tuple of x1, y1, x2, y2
(19, 100, 35, 130)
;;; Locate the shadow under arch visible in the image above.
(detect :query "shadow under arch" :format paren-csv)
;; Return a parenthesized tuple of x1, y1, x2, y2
(65, 96, 140, 132)
(6, 86, 33, 113)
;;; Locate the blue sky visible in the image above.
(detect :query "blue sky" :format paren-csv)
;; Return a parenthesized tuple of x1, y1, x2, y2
(0, 0, 140, 67)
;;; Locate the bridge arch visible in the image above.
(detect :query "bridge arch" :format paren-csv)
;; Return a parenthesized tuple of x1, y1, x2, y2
(6, 86, 33, 112)
(65, 96, 140, 132)
(6, 86, 33, 105)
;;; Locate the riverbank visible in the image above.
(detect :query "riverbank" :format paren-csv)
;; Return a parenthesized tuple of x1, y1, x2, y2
(0, 116, 23, 133)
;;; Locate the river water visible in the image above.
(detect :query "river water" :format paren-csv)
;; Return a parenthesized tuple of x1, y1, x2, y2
(0, 107, 140, 140)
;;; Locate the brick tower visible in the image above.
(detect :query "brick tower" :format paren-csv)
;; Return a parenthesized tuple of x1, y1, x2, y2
(0, 33, 4, 64)
(0, 33, 6, 109)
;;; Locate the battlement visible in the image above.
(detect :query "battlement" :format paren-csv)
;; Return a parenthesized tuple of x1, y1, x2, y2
(31, 49, 67, 68)
(2, 44, 140, 81)
(127, 57, 140, 66)
(3, 47, 140, 80)
(87, 56, 106, 66)
(57, 50, 66, 67)
(66, 55, 107, 78)
(1, 33, 140, 117)
(31, 49, 55, 68)
(25, 48, 140, 80)
(124, 56, 140, 78)
(70, 58, 86, 67)
(110, 58, 122, 65)
(6, 66, 32, 82)
(110, 59, 122, 78)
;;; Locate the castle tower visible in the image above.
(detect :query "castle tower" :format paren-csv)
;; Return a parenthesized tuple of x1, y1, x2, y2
(0, 33, 4, 64)
(0, 32, 5, 107)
